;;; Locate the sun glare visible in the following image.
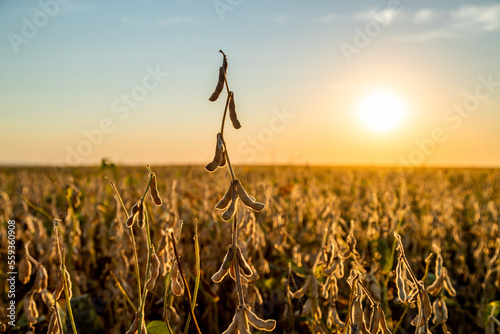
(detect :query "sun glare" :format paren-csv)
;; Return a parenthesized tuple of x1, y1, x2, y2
(357, 91, 407, 132)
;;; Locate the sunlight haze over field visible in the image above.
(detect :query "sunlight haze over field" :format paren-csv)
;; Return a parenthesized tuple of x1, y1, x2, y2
(1, 0, 499, 167)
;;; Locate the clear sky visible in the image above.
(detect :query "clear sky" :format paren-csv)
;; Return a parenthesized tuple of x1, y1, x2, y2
(1, 0, 499, 167)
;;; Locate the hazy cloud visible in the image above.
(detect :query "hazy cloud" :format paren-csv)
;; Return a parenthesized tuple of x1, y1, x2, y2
(413, 8, 435, 23)
(450, 4, 500, 32)
(120, 15, 203, 27)
(396, 4, 500, 43)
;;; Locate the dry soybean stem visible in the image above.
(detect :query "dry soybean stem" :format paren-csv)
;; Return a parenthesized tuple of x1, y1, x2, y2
(170, 231, 202, 334)
(357, 280, 377, 306)
(392, 304, 409, 334)
(110, 271, 137, 312)
(54, 304, 64, 333)
(62, 248, 78, 334)
(220, 50, 231, 95)
(220, 92, 231, 137)
(183, 220, 201, 334)
(223, 143, 236, 181)
(232, 213, 245, 307)
(105, 176, 142, 302)
(341, 274, 360, 334)
(54, 220, 78, 334)
(137, 215, 153, 334)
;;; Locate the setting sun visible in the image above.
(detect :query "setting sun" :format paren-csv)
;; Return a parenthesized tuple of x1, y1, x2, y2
(357, 91, 407, 133)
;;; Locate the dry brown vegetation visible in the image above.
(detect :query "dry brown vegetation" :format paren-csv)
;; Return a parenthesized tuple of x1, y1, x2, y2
(1, 165, 500, 333)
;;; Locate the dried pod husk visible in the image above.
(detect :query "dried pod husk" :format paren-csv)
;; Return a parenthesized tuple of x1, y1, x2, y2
(221, 50, 228, 73)
(222, 186, 238, 221)
(205, 133, 225, 172)
(432, 298, 448, 324)
(435, 252, 443, 278)
(125, 214, 135, 228)
(246, 307, 277, 331)
(216, 182, 236, 210)
(146, 250, 160, 291)
(311, 276, 320, 300)
(293, 274, 312, 299)
(47, 313, 60, 334)
(377, 304, 392, 334)
(157, 233, 168, 254)
(370, 305, 381, 334)
(420, 284, 432, 323)
(237, 311, 251, 334)
(149, 174, 162, 206)
(327, 256, 345, 279)
(406, 287, 418, 303)
(212, 247, 233, 283)
(238, 321, 251, 334)
(313, 298, 322, 321)
(322, 275, 338, 300)
(131, 200, 140, 215)
(236, 247, 253, 277)
(229, 262, 249, 284)
(327, 305, 345, 329)
(219, 149, 227, 167)
(395, 258, 407, 303)
(235, 180, 265, 211)
(171, 262, 184, 297)
(40, 289, 55, 309)
(228, 92, 241, 129)
(209, 66, 225, 102)
(411, 285, 432, 328)
(19, 258, 32, 284)
(24, 294, 38, 325)
(137, 200, 145, 228)
(222, 309, 240, 334)
(53, 268, 71, 300)
(126, 201, 140, 227)
(301, 298, 314, 317)
(33, 265, 48, 293)
(53, 273, 65, 300)
(351, 298, 369, 334)
(426, 274, 444, 296)
(442, 268, 456, 296)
